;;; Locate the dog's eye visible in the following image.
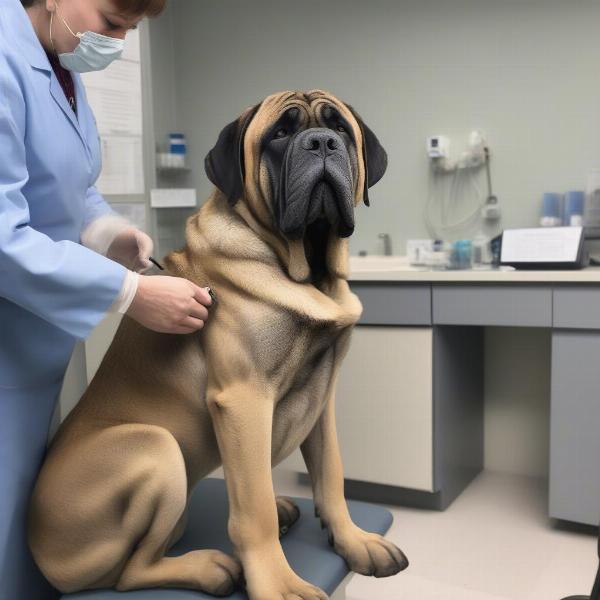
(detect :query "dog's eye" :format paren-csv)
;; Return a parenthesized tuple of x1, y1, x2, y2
(275, 128, 288, 139)
(337, 125, 346, 133)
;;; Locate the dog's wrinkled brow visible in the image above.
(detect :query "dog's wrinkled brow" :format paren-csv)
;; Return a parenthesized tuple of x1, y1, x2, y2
(319, 104, 357, 145)
(260, 107, 304, 150)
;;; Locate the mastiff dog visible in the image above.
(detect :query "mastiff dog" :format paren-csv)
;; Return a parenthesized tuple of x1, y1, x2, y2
(28, 89, 409, 599)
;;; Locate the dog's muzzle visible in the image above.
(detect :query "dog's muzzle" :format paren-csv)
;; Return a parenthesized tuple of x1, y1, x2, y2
(278, 128, 355, 240)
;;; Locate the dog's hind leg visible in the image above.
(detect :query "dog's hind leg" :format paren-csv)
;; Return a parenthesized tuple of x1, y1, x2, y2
(114, 427, 243, 595)
(30, 423, 241, 596)
(30, 423, 242, 595)
(276, 496, 300, 537)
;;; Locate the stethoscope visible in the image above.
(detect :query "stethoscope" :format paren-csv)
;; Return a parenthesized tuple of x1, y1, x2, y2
(148, 256, 218, 306)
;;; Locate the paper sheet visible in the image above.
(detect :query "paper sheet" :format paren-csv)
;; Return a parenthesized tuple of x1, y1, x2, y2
(96, 136, 144, 195)
(501, 227, 582, 263)
(81, 30, 144, 195)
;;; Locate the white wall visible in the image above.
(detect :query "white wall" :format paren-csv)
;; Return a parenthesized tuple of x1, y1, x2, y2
(160, 0, 600, 254)
(147, 0, 598, 478)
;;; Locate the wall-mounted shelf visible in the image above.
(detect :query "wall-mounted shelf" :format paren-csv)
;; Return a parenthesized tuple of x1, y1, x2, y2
(156, 166, 191, 172)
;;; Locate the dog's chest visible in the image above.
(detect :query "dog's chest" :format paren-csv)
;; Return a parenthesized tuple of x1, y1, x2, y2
(270, 324, 343, 465)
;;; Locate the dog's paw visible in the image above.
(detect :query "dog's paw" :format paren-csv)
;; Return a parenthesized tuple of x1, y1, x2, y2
(276, 496, 300, 537)
(242, 545, 327, 600)
(246, 568, 328, 600)
(328, 524, 409, 578)
(197, 549, 244, 596)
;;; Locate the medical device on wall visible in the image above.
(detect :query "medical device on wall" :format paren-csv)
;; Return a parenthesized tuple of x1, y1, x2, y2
(424, 130, 501, 240)
(427, 136, 450, 159)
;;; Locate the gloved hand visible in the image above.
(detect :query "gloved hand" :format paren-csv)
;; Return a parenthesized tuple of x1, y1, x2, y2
(126, 275, 213, 334)
(106, 226, 154, 273)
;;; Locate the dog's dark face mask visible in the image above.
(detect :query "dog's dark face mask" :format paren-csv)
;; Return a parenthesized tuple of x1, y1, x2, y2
(261, 104, 357, 241)
(204, 91, 387, 282)
(205, 96, 387, 224)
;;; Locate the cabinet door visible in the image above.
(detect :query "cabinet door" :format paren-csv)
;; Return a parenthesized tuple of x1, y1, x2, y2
(337, 326, 433, 490)
(280, 327, 434, 492)
(550, 330, 600, 525)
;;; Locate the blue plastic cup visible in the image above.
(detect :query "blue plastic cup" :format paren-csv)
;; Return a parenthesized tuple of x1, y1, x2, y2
(563, 190, 584, 226)
(541, 192, 562, 226)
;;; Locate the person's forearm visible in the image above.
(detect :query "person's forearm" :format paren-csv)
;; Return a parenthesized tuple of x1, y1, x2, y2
(108, 270, 140, 314)
(80, 213, 132, 256)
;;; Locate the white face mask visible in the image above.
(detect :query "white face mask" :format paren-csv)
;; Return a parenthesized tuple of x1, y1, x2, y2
(49, 1, 124, 73)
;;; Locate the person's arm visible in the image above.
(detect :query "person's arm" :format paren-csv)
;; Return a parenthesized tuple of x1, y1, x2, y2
(0, 53, 127, 340)
(81, 209, 133, 256)
(107, 269, 139, 314)
(81, 184, 123, 232)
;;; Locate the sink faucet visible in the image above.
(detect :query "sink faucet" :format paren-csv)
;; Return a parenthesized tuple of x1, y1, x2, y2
(378, 233, 392, 256)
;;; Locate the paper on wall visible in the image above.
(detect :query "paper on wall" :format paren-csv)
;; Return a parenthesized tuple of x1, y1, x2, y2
(96, 136, 144, 195)
(81, 30, 144, 195)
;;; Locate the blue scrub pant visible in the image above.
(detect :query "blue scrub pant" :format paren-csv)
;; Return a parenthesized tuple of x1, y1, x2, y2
(0, 381, 63, 600)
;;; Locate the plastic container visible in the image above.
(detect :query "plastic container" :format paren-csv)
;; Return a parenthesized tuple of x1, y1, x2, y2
(563, 190, 585, 227)
(449, 240, 472, 270)
(472, 234, 492, 269)
(540, 192, 562, 227)
(169, 133, 186, 155)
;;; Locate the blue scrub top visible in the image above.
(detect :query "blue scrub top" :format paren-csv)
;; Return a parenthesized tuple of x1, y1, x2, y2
(0, 0, 128, 389)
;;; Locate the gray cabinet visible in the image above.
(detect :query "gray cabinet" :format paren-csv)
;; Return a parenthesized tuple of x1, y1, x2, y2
(279, 278, 600, 523)
(550, 330, 600, 526)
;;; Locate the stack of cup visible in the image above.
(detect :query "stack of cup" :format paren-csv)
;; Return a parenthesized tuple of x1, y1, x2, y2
(168, 133, 186, 168)
(540, 191, 584, 227)
(540, 193, 562, 227)
(563, 191, 584, 227)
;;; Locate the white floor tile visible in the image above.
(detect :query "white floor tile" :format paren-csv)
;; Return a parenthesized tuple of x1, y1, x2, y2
(267, 467, 598, 600)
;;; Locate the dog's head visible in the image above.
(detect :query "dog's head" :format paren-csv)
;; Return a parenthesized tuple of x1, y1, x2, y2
(204, 90, 387, 283)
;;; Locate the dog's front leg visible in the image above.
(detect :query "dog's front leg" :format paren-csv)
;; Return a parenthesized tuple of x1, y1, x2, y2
(300, 335, 409, 578)
(207, 382, 328, 600)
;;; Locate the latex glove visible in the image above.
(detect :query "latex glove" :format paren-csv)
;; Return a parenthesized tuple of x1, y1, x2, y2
(107, 227, 154, 273)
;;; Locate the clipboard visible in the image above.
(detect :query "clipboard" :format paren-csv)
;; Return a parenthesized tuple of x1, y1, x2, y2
(500, 226, 588, 270)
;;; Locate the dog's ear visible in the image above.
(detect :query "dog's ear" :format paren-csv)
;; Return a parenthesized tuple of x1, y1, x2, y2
(343, 103, 388, 207)
(204, 102, 262, 206)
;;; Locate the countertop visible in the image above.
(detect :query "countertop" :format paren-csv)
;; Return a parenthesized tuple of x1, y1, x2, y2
(348, 256, 600, 283)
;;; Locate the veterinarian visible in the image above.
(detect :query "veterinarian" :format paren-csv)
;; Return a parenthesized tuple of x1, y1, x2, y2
(0, 0, 213, 597)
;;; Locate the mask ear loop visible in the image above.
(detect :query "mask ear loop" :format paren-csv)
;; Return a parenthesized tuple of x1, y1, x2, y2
(49, 9, 56, 52)
(50, 0, 83, 49)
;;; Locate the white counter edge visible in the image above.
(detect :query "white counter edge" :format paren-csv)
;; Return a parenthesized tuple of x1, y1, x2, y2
(348, 267, 600, 283)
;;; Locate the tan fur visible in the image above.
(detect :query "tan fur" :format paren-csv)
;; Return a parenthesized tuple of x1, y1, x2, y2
(28, 90, 407, 599)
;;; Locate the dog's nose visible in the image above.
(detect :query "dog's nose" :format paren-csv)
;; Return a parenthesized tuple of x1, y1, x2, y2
(301, 129, 340, 157)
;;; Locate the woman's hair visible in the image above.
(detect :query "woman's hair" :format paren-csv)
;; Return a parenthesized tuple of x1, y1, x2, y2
(112, 0, 166, 18)
(20, 0, 166, 18)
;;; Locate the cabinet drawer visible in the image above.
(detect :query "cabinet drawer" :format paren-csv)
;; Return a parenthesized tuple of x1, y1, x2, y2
(349, 283, 431, 325)
(554, 286, 600, 330)
(433, 285, 552, 327)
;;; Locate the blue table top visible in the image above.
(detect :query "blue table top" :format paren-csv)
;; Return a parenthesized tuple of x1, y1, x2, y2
(61, 477, 393, 599)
